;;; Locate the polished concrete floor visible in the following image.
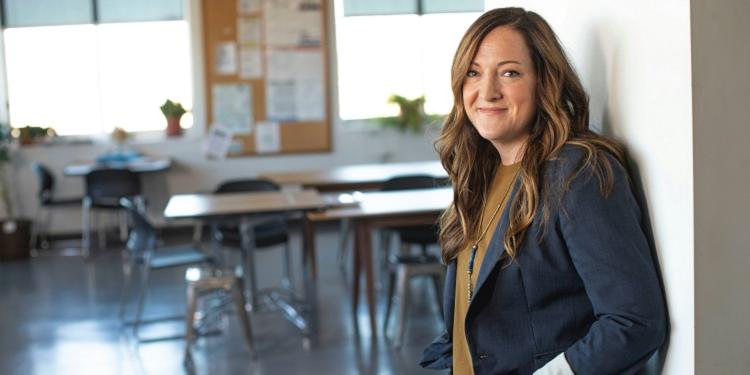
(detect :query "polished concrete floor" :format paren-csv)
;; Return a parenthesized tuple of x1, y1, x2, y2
(0, 223, 446, 375)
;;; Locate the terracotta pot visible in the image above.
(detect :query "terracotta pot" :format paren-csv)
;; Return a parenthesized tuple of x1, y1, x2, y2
(0, 219, 31, 261)
(166, 116, 183, 137)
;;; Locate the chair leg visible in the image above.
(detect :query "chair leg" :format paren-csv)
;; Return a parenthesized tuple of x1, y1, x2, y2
(82, 197, 92, 257)
(119, 210, 129, 242)
(393, 266, 410, 348)
(382, 267, 396, 335)
(119, 255, 139, 321)
(97, 210, 107, 250)
(232, 276, 257, 358)
(282, 242, 294, 291)
(133, 264, 152, 336)
(184, 281, 199, 363)
(40, 209, 52, 249)
(29, 206, 43, 253)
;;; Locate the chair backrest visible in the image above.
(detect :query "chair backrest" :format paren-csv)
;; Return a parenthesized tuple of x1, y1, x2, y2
(381, 175, 441, 192)
(32, 163, 55, 204)
(120, 197, 156, 255)
(85, 169, 142, 201)
(214, 179, 280, 194)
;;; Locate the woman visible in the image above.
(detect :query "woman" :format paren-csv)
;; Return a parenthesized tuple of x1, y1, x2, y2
(420, 8, 666, 375)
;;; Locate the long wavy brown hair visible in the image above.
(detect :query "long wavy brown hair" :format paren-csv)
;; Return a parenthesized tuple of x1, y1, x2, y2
(437, 7, 625, 263)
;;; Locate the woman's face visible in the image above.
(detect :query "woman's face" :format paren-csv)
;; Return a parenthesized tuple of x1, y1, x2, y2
(462, 26, 537, 155)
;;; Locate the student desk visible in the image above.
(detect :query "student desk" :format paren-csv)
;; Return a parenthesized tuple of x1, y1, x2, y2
(305, 188, 452, 337)
(259, 160, 447, 192)
(163, 189, 333, 335)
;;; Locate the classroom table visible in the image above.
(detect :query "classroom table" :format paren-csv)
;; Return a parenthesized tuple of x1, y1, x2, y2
(259, 160, 447, 192)
(64, 156, 171, 176)
(304, 187, 453, 337)
(163, 189, 336, 336)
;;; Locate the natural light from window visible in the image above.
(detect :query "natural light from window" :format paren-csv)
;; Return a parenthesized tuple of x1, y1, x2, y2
(4, 20, 193, 136)
(334, 2, 480, 120)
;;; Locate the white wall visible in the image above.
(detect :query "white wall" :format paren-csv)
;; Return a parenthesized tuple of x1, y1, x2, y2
(691, 0, 750, 372)
(7, 0, 441, 231)
(484, 1, 694, 373)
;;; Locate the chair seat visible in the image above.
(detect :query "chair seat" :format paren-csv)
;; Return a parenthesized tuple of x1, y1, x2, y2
(150, 246, 213, 269)
(390, 253, 441, 265)
(393, 224, 438, 245)
(218, 220, 289, 249)
(42, 197, 83, 206)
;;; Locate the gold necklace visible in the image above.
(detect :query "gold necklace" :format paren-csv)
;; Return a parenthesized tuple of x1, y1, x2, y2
(467, 167, 518, 304)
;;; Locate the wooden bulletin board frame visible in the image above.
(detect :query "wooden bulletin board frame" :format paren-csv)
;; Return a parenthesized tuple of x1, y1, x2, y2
(201, 0, 331, 155)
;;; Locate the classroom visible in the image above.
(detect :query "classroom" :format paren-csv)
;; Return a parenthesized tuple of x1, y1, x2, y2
(0, 0, 746, 374)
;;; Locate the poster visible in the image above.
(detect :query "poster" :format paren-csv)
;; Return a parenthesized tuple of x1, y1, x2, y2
(239, 47, 263, 79)
(255, 121, 281, 153)
(265, 50, 325, 121)
(264, 0, 322, 47)
(215, 42, 238, 75)
(212, 83, 253, 133)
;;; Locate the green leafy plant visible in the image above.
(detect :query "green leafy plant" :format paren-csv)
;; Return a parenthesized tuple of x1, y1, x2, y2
(160, 99, 187, 119)
(377, 95, 444, 133)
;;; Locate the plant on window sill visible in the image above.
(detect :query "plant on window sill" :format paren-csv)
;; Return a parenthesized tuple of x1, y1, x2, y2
(160, 99, 187, 137)
(376, 94, 444, 133)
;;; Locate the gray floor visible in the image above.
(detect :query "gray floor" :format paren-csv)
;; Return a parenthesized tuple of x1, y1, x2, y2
(0, 223, 447, 375)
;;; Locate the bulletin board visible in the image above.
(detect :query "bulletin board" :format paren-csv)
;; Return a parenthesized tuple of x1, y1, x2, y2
(201, 0, 331, 156)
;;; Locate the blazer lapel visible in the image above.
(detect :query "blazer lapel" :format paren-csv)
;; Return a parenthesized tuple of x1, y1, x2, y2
(443, 259, 456, 333)
(470, 179, 521, 308)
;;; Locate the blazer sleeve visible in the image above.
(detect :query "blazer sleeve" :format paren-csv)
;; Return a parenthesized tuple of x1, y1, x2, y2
(420, 330, 452, 370)
(558, 156, 666, 374)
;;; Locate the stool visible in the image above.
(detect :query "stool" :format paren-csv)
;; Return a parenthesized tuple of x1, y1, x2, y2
(383, 253, 444, 348)
(184, 267, 257, 365)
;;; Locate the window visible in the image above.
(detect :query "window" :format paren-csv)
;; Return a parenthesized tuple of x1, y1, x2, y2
(334, 0, 481, 120)
(2, 0, 190, 136)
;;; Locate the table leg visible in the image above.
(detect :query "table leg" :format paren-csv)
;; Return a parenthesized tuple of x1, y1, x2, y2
(355, 219, 377, 338)
(302, 216, 317, 280)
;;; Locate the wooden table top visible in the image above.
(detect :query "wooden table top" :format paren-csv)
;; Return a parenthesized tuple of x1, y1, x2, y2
(164, 190, 330, 220)
(308, 187, 452, 222)
(259, 160, 447, 191)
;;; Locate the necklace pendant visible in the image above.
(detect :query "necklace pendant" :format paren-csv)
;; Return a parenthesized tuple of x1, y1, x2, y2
(471, 244, 478, 252)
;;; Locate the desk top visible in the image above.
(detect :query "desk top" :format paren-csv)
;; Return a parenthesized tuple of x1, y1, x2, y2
(64, 156, 172, 176)
(164, 190, 330, 220)
(259, 160, 447, 191)
(309, 187, 452, 221)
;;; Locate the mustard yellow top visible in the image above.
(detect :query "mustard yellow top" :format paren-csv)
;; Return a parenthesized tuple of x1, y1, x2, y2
(452, 161, 521, 374)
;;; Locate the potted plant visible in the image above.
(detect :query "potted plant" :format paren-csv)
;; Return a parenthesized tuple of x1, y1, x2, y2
(0, 122, 32, 261)
(160, 99, 187, 137)
(18, 125, 53, 145)
(378, 94, 444, 133)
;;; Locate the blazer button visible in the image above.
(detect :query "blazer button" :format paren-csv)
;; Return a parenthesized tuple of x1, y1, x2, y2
(478, 354, 488, 359)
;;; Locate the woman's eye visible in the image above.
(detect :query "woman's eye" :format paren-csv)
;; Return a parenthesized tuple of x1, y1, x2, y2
(466, 70, 478, 77)
(502, 70, 520, 77)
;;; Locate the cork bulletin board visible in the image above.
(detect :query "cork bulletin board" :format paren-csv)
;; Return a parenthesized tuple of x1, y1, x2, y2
(201, 0, 331, 155)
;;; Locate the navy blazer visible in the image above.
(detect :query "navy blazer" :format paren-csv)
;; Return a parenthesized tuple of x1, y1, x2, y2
(420, 145, 666, 374)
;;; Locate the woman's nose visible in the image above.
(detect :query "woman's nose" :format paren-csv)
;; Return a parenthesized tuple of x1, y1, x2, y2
(479, 75, 501, 101)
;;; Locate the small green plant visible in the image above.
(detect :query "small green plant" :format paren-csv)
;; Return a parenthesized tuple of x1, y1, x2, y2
(377, 94, 444, 133)
(160, 99, 187, 119)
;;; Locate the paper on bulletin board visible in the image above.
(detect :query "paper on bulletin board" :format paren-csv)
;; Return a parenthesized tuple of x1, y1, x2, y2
(265, 49, 325, 121)
(238, 0, 261, 14)
(255, 121, 281, 153)
(203, 124, 234, 159)
(238, 18, 262, 45)
(239, 47, 262, 79)
(215, 42, 238, 75)
(212, 83, 253, 134)
(265, 0, 322, 47)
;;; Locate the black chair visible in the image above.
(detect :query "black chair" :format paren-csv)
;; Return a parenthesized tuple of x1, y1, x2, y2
(82, 169, 143, 257)
(380, 175, 444, 348)
(118, 198, 215, 339)
(30, 163, 82, 251)
(212, 179, 295, 309)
